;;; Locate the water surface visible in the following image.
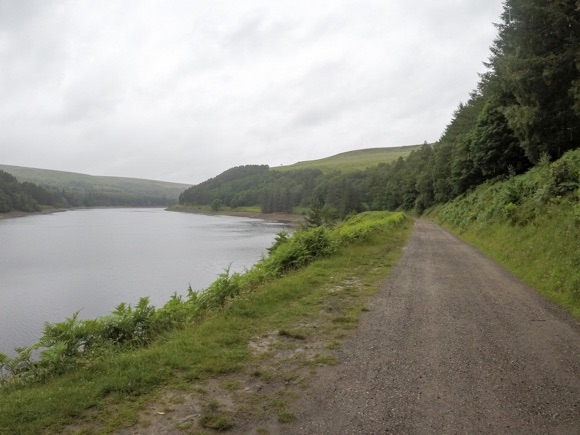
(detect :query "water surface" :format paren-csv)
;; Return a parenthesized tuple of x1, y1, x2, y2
(0, 208, 286, 355)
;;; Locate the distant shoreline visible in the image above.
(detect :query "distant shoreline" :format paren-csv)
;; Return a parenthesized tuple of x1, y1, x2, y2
(1, 206, 306, 226)
(0, 208, 67, 220)
(0, 206, 164, 221)
(167, 206, 304, 226)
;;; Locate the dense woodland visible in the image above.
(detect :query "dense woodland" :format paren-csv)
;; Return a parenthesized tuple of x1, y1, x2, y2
(0, 170, 49, 213)
(180, 0, 579, 217)
(0, 169, 176, 213)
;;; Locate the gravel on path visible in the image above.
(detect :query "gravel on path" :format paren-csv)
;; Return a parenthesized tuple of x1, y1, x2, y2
(287, 219, 580, 434)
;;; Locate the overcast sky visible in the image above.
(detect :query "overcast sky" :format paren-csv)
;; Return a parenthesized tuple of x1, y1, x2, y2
(0, 0, 504, 185)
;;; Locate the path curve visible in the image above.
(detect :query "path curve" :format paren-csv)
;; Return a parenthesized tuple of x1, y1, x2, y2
(288, 220, 580, 434)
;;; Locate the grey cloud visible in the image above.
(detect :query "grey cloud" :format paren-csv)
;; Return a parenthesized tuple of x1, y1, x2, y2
(0, 0, 506, 184)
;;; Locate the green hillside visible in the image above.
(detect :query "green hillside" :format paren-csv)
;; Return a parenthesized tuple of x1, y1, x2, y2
(0, 164, 189, 198)
(0, 164, 191, 211)
(274, 145, 421, 173)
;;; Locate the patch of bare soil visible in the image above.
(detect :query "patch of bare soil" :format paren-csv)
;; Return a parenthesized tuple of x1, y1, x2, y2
(0, 208, 66, 220)
(168, 207, 305, 226)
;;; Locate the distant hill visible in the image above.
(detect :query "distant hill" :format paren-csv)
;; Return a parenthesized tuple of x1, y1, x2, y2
(178, 145, 426, 218)
(0, 164, 190, 209)
(274, 145, 422, 173)
(0, 164, 189, 199)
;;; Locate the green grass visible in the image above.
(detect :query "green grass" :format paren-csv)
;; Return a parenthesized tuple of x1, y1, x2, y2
(430, 149, 580, 317)
(0, 212, 412, 434)
(273, 145, 421, 174)
(436, 201, 580, 317)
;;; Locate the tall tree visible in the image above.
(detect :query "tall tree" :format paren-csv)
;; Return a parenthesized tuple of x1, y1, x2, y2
(491, 0, 580, 162)
(452, 95, 531, 194)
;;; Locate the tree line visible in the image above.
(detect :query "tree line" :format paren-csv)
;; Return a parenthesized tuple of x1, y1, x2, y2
(179, 0, 579, 217)
(0, 170, 48, 213)
(0, 169, 176, 213)
(179, 165, 323, 214)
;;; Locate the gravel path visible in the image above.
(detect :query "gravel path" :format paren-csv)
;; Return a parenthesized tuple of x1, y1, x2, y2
(287, 219, 580, 434)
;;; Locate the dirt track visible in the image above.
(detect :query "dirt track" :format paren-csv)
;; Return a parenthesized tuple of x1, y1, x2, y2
(287, 220, 580, 434)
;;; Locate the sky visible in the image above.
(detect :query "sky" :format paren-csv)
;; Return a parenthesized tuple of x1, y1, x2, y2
(0, 0, 505, 185)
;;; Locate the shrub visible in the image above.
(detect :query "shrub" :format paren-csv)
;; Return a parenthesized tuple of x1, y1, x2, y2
(100, 297, 156, 346)
(337, 211, 406, 243)
(197, 267, 243, 310)
(265, 226, 337, 274)
(151, 290, 198, 333)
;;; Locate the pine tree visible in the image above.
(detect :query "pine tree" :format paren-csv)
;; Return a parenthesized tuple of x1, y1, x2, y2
(490, 0, 580, 162)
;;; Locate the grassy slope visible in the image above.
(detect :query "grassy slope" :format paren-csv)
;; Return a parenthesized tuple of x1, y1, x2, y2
(273, 145, 421, 173)
(429, 150, 580, 317)
(0, 213, 412, 434)
(0, 164, 190, 198)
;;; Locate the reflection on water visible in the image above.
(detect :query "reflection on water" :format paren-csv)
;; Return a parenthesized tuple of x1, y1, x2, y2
(0, 208, 286, 356)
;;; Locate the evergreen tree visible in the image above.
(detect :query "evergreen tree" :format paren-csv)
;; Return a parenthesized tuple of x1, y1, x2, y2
(305, 198, 324, 228)
(491, 0, 580, 162)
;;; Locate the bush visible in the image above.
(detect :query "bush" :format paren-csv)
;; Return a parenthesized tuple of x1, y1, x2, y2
(434, 149, 580, 229)
(337, 211, 406, 243)
(197, 267, 243, 310)
(100, 298, 156, 346)
(265, 226, 337, 274)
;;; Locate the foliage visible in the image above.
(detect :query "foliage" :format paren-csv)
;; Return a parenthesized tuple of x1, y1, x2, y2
(337, 211, 407, 244)
(264, 225, 338, 274)
(197, 267, 243, 310)
(451, 95, 531, 195)
(304, 198, 335, 228)
(179, 165, 323, 214)
(434, 149, 580, 229)
(488, 0, 580, 162)
(0, 169, 45, 213)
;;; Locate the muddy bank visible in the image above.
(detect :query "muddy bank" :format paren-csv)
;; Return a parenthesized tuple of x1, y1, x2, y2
(0, 208, 67, 220)
(1, 206, 175, 221)
(167, 206, 305, 226)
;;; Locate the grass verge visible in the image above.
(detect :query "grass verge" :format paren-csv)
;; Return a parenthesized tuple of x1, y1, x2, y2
(0, 212, 412, 434)
(429, 149, 580, 318)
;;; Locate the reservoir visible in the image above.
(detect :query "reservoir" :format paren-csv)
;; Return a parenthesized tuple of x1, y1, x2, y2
(0, 208, 287, 356)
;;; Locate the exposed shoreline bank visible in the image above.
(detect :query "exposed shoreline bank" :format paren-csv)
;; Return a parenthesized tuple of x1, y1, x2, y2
(1, 207, 306, 226)
(0, 208, 67, 220)
(167, 205, 305, 226)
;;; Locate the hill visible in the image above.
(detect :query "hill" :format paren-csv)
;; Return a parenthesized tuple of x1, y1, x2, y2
(0, 164, 189, 198)
(0, 165, 188, 213)
(177, 145, 424, 218)
(274, 145, 421, 173)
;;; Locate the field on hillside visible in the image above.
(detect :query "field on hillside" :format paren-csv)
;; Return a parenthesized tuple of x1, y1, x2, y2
(0, 164, 189, 198)
(274, 145, 421, 173)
